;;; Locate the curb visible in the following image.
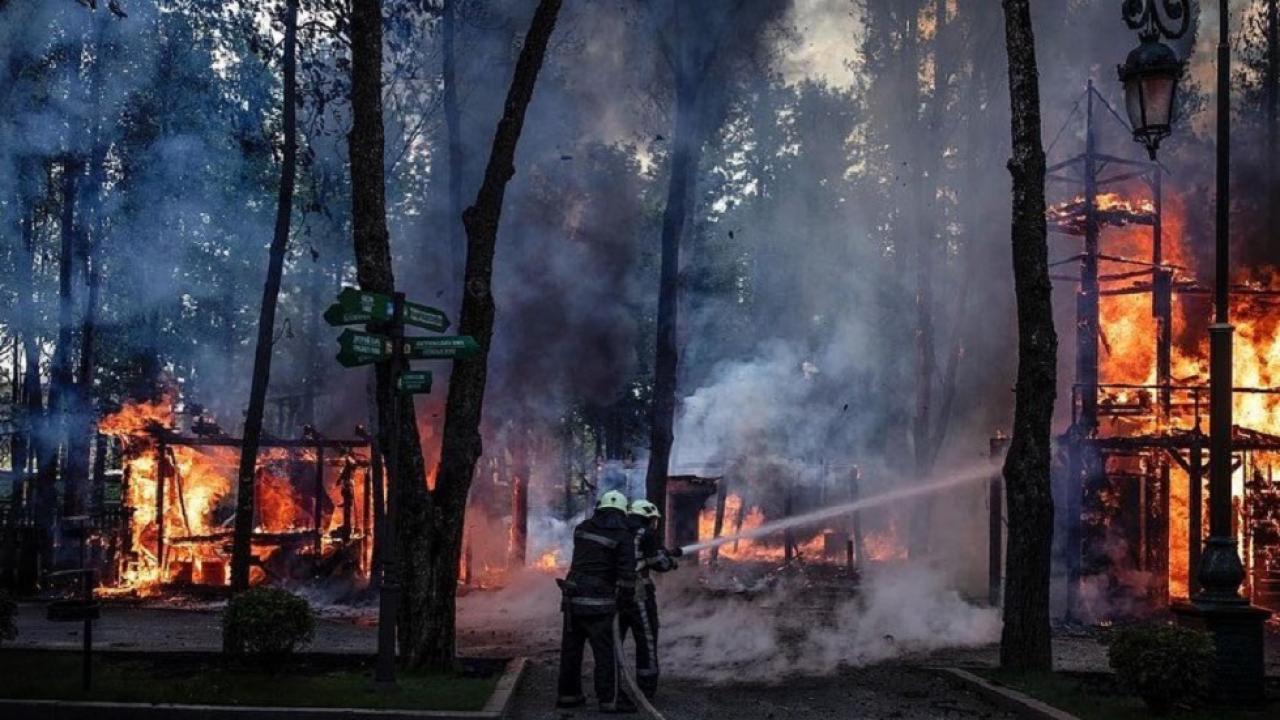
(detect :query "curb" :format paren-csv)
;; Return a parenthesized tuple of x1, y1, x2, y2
(933, 667, 1083, 720)
(0, 656, 529, 720)
(483, 657, 528, 718)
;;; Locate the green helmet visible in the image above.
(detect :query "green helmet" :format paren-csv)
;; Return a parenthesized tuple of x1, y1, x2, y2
(596, 490, 629, 513)
(629, 499, 661, 519)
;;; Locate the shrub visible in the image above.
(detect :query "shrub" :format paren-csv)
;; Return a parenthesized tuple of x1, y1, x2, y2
(222, 587, 315, 660)
(0, 591, 16, 646)
(1107, 622, 1213, 715)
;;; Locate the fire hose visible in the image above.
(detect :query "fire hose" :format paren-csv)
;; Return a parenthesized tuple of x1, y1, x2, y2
(609, 546, 681, 720)
(612, 609, 667, 720)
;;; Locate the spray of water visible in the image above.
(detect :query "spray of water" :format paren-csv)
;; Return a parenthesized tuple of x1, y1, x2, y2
(679, 464, 996, 554)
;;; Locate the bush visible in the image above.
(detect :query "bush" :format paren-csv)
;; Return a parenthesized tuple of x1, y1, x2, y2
(1107, 623, 1213, 715)
(0, 591, 16, 646)
(222, 587, 315, 660)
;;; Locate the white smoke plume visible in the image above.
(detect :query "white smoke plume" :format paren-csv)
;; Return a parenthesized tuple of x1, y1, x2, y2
(657, 564, 1000, 682)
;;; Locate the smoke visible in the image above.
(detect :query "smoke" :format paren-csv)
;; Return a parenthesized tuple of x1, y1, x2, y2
(672, 339, 881, 477)
(657, 564, 999, 682)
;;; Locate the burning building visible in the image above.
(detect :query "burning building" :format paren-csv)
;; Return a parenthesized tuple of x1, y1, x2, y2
(1048, 82, 1280, 620)
(92, 393, 376, 595)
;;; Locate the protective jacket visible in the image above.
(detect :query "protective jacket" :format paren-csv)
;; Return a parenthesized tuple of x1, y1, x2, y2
(561, 508, 637, 614)
(630, 516, 678, 587)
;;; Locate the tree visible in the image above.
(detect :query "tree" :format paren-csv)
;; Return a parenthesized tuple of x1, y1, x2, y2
(347, 0, 426, 669)
(229, 0, 300, 596)
(998, 0, 1056, 671)
(422, 0, 563, 669)
(643, 0, 790, 528)
(441, 0, 466, 297)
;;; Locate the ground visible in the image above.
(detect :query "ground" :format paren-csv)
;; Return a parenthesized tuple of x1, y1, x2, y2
(6, 580, 1279, 719)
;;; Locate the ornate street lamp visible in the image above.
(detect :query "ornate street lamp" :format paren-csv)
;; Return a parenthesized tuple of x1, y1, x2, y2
(1118, 0, 1188, 159)
(1118, 0, 1273, 706)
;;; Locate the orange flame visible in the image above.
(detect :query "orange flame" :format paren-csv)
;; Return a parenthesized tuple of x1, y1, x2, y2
(696, 493, 905, 564)
(1086, 190, 1280, 601)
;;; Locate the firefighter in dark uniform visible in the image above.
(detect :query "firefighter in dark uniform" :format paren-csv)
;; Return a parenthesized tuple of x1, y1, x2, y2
(620, 499, 680, 698)
(556, 490, 638, 713)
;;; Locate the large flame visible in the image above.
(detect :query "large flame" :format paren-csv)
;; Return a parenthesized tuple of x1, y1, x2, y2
(1084, 189, 1280, 602)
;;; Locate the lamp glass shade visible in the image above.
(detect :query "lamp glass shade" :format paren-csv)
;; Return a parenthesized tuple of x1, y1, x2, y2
(1119, 38, 1183, 159)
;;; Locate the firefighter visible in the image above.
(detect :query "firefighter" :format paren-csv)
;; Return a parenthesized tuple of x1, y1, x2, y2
(556, 490, 638, 713)
(620, 498, 680, 698)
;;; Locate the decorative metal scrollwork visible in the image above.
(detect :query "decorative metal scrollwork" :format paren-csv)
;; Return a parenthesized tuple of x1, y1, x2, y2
(1122, 0, 1191, 41)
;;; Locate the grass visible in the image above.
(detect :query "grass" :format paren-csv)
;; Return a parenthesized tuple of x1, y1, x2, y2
(0, 649, 500, 711)
(977, 668, 1277, 720)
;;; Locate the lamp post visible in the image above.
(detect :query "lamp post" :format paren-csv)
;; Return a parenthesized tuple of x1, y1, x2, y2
(1119, 0, 1271, 705)
(1118, 0, 1188, 158)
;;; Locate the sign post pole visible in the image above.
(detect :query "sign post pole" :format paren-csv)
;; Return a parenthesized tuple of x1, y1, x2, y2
(374, 291, 405, 687)
(325, 285, 470, 686)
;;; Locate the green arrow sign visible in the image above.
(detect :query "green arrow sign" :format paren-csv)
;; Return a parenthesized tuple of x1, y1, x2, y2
(335, 329, 393, 367)
(405, 335, 480, 360)
(397, 370, 433, 394)
(325, 287, 393, 326)
(404, 302, 450, 332)
(324, 303, 377, 326)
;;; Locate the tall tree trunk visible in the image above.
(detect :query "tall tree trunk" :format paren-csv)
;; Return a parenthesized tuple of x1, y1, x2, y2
(348, 0, 431, 668)
(442, 0, 466, 299)
(10, 167, 40, 486)
(999, 0, 1056, 672)
(64, 205, 101, 517)
(228, 0, 299, 598)
(1267, 0, 1278, 234)
(418, 0, 562, 670)
(907, 0, 936, 559)
(644, 52, 704, 528)
(65, 18, 110, 517)
(48, 158, 81, 531)
(4, 168, 43, 587)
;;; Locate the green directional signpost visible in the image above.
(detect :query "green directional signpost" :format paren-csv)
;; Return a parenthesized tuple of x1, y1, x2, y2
(334, 329, 393, 367)
(403, 301, 450, 333)
(406, 335, 480, 360)
(323, 286, 476, 687)
(323, 286, 393, 326)
(396, 370, 433, 394)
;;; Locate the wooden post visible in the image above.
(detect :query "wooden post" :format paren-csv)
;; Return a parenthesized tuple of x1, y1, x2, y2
(509, 467, 528, 569)
(849, 467, 866, 569)
(1154, 460, 1170, 602)
(732, 493, 746, 553)
(155, 442, 168, 577)
(1189, 441, 1204, 596)
(710, 478, 728, 567)
(989, 436, 1009, 607)
(369, 438, 384, 589)
(783, 490, 795, 564)
(313, 446, 325, 561)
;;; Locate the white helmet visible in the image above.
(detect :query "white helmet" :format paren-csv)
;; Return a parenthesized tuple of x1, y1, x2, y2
(629, 499, 661, 520)
(596, 490, 629, 513)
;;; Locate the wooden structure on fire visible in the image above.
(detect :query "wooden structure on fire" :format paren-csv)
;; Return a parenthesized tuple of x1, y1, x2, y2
(117, 424, 375, 592)
(1046, 81, 1280, 618)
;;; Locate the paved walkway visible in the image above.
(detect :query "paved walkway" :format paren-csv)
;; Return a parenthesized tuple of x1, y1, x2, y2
(506, 659, 1017, 720)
